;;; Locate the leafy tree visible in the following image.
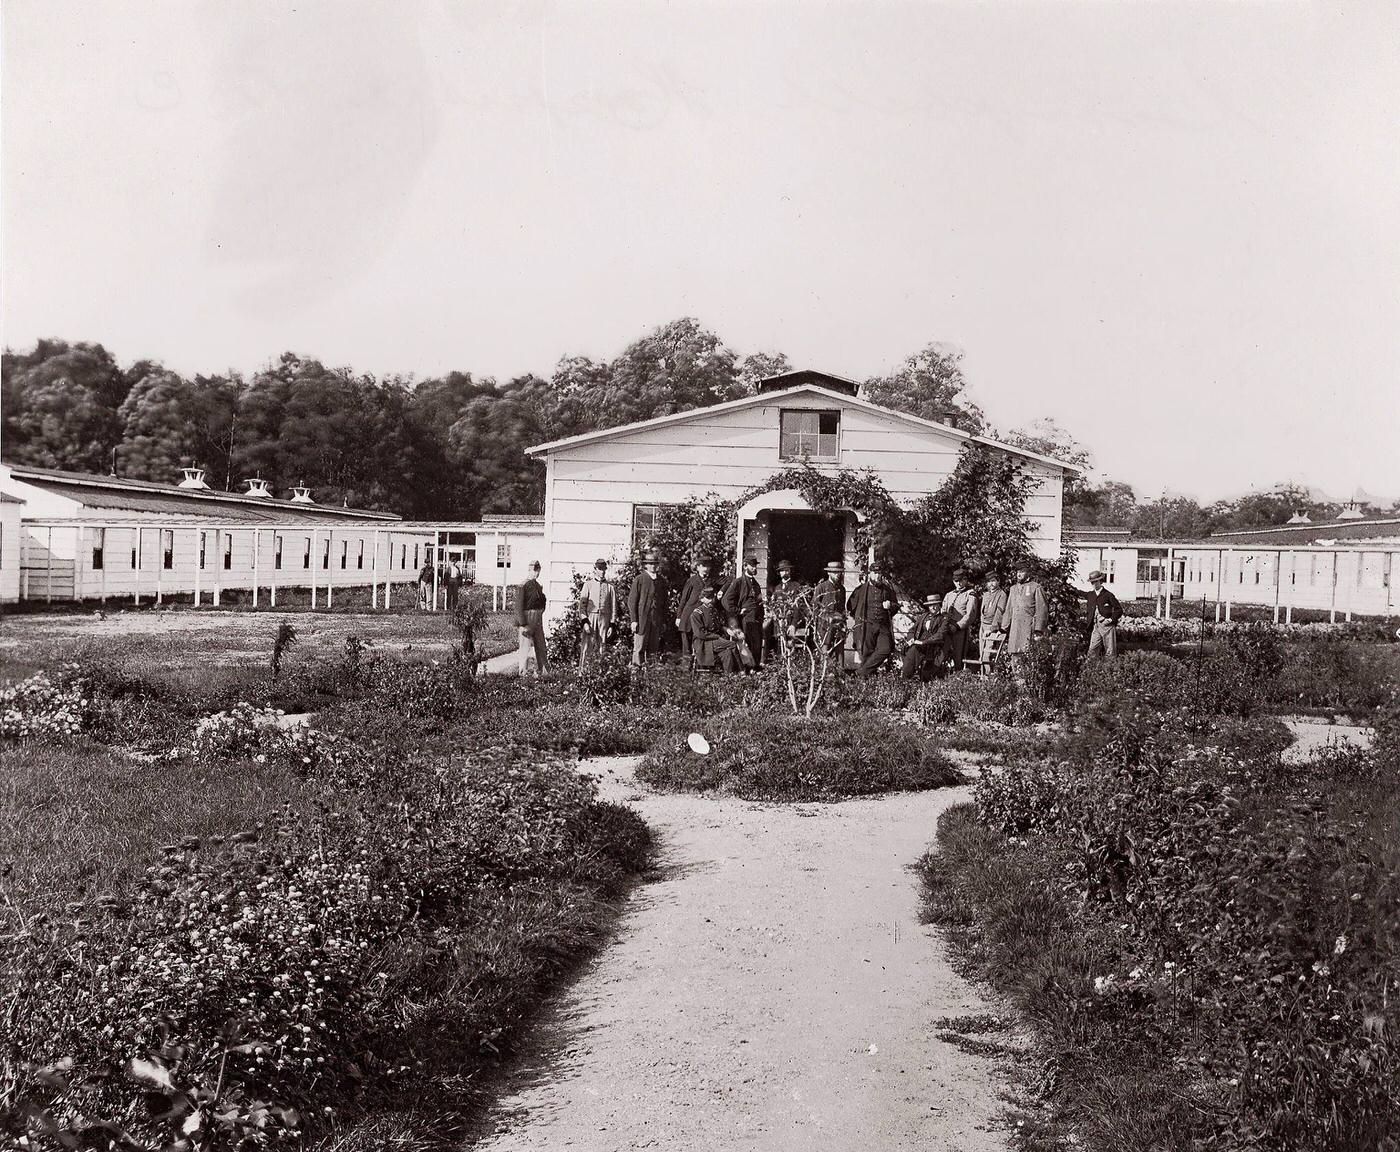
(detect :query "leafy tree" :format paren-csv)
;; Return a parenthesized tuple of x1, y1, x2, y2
(1070, 480, 1138, 527)
(1129, 496, 1216, 540)
(118, 369, 241, 488)
(861, 342, 985, 433)
(1, 340, 126, 471)
(590, 317, 743, 426)
(736, 350, 792, 393)
(1002, 417, 1098, 523)
(447, 375, 552, 515)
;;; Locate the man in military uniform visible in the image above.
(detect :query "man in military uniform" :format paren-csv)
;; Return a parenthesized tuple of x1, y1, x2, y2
(577, 558, 616, 668)
(941, 568, 981, 671)
(978, 571, 1010, 672)
(722, 555, 765, 671)
(901, 595, 955, 681)
(689, 586, 740, 674)
(676, 557, 712, 665)
(627, 550, 669, 666)
(999, 560, 1049, 655)
(765, 559, 807, 661)
(847, 560, 896, 678)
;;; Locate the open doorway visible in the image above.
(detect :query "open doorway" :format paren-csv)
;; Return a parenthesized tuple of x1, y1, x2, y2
(766, 511, 847, 587)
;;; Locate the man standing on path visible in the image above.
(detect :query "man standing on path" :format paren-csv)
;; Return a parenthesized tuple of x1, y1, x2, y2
(1075, 569, 1122, 658)
(847, 560, 896, 677)
(676, 557, 712, 666)
(999, 561, 1048, 655)
(445, 556, 464, 609)
(811, 560, 847, 665)
(628, 550, 669, 666)
(722, 555, 765, 670)
(515, 560, 549, 676)
(577, 558, 616, 667)
(417, 557, 435, 610)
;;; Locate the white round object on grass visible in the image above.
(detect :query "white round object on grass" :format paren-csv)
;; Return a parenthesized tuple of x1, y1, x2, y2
(687, 732, 711, 755)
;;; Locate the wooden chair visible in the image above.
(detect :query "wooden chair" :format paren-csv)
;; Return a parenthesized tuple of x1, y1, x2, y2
(972, 634, 1005, 676)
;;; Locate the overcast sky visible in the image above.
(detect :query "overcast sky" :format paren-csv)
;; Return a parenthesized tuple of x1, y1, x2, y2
(3, 0, 1397, 501)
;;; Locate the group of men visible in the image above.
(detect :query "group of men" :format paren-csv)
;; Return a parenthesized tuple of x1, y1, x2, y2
(417, 557, 469, 610)
(563, 551, 1123, 677)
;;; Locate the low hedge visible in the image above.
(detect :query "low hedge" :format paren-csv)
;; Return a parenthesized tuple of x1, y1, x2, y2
(637, 711, 963, 801)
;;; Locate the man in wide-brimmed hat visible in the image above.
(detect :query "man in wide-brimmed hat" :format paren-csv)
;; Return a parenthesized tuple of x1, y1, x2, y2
(1075, 569, 1122, 659)
(811, 560, 847, 664)
(628, 549, 669, 666)
(901, 594, 955, 681)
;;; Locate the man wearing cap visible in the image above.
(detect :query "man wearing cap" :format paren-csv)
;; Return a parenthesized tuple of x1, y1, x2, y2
(1075, 570, 1122, 659)
(515, 560, 549, 677)
(999, 560, 1048, 655)
(766, 560, 807, 660)
(978, 571, 1010, 671)
(811, 561, 846, 664)
(847, 560, 896, 677)
(676, 557, 712, 665)
(722, 555, 765, 670)
(941, 568, 981, 672)
(901, 596, 956, 681)
(577, 558, 616, 668)
(689, 586, 739, 674)
(628, 550, 669, 666)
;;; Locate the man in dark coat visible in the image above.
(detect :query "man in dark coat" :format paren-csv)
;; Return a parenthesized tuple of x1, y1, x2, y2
(1076, 569, 1123, 658)
(811, 560, 846, 664)
(847, 560, 896, 678)
(514, 560, 548, 676)
(901, 596, 955, 681)
(765, 559, 807, 661)
(721, 555, 765, 670)
(688, 586, 739, 673)
(627, 550, 669, 666)
(675, 557, 712, 664)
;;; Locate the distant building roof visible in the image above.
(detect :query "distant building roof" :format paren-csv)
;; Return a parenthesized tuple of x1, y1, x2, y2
(2, 463, 400, 523)
(757, 369, 861, 397)
(1208, 518, 1400, 545)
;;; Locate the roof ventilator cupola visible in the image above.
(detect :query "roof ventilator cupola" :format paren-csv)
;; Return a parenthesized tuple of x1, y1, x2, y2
(243, 477, 272, 498)
(178, 467, 210, 490)
(290, 484, 315, 504)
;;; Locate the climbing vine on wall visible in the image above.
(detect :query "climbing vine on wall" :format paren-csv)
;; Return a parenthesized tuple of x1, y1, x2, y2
(635, 446, 1053, 600)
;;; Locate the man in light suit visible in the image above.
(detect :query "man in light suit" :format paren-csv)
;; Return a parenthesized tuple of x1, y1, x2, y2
(941, 568, 981, 671)
(577, 558, 616, 667)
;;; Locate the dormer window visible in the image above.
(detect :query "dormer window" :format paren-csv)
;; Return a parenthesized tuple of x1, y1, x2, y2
(780, 409, 840, 461)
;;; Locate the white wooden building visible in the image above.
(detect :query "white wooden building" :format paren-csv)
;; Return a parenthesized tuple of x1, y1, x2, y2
(0, 462, 544, 610)
(1069, 521, 1400, 620)
(526, 370, 1077, 625)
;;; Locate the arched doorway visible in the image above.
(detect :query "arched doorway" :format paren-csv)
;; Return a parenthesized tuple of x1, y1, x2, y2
(734, 489, 869, 587)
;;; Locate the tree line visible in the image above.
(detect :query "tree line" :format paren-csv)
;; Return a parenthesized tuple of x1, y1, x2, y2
(2, 317, 1384, 532)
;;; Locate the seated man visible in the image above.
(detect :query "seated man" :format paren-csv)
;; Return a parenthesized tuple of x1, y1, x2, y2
(901, 595, 956, 681)
(689, 586, 740, 674)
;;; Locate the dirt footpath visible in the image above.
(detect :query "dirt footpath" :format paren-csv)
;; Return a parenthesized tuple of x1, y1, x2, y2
(475, 757, 1008, 1152)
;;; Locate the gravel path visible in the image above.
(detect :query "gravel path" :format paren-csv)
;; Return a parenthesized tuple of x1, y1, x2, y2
(473, 756, 1008, 1152)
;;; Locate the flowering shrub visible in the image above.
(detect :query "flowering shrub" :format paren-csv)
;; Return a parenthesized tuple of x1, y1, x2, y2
(190, 702, 287, 760)
(4, 738, 650, 1149)
(0, 672, 87, 740)
(955, 695, 1399, 1148)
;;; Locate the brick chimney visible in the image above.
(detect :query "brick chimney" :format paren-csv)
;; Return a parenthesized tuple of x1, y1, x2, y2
(178, 467, 210, 490)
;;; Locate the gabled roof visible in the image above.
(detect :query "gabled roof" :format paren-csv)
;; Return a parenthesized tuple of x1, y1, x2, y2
(1208, 518, 1400, 545)
(2, 462, 400, 522)
(525, 384, 1081, 473)
(756, 369, 860, 396)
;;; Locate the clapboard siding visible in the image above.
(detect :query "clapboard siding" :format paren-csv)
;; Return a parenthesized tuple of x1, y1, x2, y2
(537, 387, 1067, 620)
